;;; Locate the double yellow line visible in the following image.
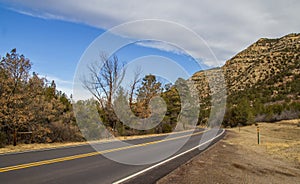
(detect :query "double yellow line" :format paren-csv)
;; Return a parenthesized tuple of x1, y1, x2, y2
(0, 129, 208, 173)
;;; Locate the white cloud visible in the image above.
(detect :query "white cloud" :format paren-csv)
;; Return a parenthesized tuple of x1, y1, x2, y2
(39, 74, 73, 97)
(135, 41, 187, 56)
(7, 7, 67, 21)
(3, 0, 300, 65)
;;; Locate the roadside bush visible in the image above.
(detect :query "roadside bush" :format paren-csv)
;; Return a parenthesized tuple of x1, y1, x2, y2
(162, 123, 172, 133)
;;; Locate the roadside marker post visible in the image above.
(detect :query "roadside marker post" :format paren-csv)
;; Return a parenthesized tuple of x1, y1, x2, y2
(257, 126, 260, 145)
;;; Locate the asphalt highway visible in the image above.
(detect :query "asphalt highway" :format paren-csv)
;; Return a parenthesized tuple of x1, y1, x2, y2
(0, 128, 225, 184)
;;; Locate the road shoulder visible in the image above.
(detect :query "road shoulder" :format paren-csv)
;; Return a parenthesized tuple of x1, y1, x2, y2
(158, 129, 300, 184)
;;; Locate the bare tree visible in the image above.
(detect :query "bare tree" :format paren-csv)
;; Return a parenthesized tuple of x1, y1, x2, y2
(83, 53, 125, 131)
(83, 53, 125, 108)
(129, 67, 142, 108)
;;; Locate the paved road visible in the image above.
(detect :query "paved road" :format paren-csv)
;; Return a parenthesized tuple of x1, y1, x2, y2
(0, 128, 225, 184)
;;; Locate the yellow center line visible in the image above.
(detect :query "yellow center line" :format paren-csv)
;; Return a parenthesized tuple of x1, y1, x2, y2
(0, 129, 208, 173)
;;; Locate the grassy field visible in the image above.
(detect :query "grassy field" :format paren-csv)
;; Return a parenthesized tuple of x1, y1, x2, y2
(158, 119, 300, 184)
(228, 119, 300, 163)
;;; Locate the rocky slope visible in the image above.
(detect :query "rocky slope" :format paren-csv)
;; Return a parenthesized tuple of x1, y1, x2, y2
(190, 33, 300, 125)
(223, 33, 300, 93)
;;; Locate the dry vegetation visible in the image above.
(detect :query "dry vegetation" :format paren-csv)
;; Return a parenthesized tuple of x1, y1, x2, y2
(0, 128, 197, 154)
(0, 136, 141, 154)
(158, 120, 300, 184)
(0, 141, 88, 154)
(228, 119, 300, 163)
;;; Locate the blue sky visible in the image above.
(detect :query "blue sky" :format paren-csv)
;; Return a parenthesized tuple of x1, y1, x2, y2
(0, 5, 206, 96)
(0, 5, 102, 94)
(0, 1, 299, 96)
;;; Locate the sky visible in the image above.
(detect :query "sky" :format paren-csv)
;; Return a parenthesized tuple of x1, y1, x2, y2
(0, 0, 299, 96)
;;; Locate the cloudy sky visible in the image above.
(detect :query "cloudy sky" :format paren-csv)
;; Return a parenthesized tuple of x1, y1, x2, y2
(0, 0, 299, 95)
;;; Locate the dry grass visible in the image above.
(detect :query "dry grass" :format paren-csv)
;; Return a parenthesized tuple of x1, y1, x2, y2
(0, 128, 198, 154)
(0, 142, 89, 154)
(228, 119, 300, 163)
(158, 119, 300, 184)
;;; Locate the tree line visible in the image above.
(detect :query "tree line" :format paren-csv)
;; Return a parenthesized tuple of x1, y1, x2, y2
(2, 48, 298, 147)
(77, 53, 189, 138)
(0, 49, 83, 147)
(0, 49, 187, 146)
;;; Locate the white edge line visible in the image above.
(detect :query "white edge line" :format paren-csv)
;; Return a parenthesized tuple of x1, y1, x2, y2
(113, 129, 225, 184)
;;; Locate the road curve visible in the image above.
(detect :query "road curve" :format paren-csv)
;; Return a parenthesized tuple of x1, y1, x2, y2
(0, 128, 225, 184)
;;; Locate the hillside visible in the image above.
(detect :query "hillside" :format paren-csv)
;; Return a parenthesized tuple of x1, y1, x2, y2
(224, 33, 300, 93)
(191, 33, 300, 126)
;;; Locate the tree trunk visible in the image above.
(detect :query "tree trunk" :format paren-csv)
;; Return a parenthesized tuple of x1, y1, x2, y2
(13, 128, 17, 146)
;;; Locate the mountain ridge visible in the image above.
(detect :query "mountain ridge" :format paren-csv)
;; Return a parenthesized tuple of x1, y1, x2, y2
(190, 33, 300, 126)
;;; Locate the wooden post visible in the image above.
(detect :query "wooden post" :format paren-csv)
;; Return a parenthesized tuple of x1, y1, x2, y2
(238, 123, 241, 132)
(257, 126, 260, 145)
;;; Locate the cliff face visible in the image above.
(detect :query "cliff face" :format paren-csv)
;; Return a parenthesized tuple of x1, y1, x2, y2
(190, 33, 300, 124)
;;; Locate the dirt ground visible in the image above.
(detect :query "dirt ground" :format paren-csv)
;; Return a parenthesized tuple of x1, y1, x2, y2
(158, 120, 300, 184)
